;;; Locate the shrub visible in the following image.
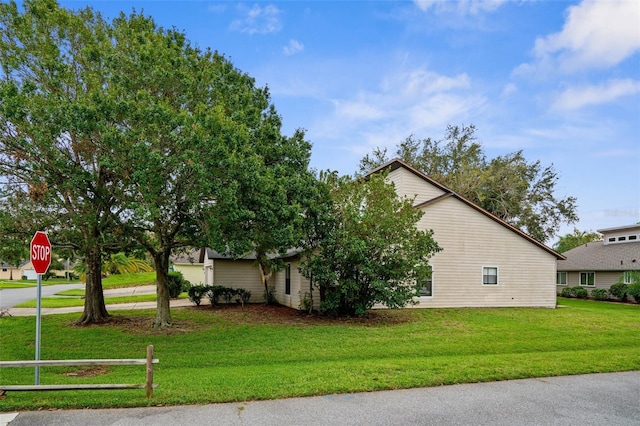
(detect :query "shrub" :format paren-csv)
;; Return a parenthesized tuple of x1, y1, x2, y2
(627, 283, 640, 303)
(207, 285, 227, 306)
(560, 287, 573, 298)
(188, 285, 209, 306)
(222, 288, 238, 304)
(264, 285, 276, 304)
(167, 271, 189, 298)
(235, 289, 251, 306)
(591, 288, 608, 301)
(608, 282, 628, 302)
(571, 286, 589, 299)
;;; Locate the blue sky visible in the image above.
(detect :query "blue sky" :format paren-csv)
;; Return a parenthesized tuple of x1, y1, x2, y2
(60, 0, 640, 240)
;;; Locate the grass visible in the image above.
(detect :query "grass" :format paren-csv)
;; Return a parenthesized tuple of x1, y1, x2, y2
(13, 294, 162, 308)
(0, 298, 639, 411)
(0, 272, 156, 290)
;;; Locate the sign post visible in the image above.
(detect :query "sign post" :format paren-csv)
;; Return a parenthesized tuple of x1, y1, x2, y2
(30, 231, 51, 385)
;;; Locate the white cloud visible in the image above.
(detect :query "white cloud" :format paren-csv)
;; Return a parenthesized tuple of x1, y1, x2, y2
(283, 39, 304, 56)
(230, 4, 282, 35)
(317, 67, 484, 154)
(501, 83, 517, 97)
(552, 79, 640, 110)
(414, 0, 507, 15)
(524, 0, 640, 73)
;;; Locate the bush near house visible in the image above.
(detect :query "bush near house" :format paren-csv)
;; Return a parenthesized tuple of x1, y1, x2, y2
(591, 288, 608, 301)
(167, 271, 190, 298)
(560, 287, 573, 298)
(627, 283, 640, 303)
(571, 286, 589, 299)
(187, 285, 252, 307)
(608, 283, 629, 302)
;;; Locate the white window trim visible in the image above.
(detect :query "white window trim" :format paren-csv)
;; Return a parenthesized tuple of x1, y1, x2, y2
(482, 266, 499, 286)
(579, 271, 595, 287)
(556, 271, 567, 286)
(417, 267, 434, 298)
(623, 271, 633, 285)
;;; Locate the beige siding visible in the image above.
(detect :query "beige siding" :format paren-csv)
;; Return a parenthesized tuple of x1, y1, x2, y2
(412, 195, 557, 309)
(557, 271, 626, 294)
(213, 259, 272, 304)
(388, 167, 446, 205)
(173, 264, 205, 285)
(272, 259, 320, 310)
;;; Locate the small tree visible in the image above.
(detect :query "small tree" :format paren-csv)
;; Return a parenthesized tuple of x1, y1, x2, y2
(301, 172, 441, 316)
(554, 229, 602, 253)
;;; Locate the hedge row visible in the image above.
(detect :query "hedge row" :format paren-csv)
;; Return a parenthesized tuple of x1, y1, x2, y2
(188, 285, 251, 307)
(560, 283, 640, 302)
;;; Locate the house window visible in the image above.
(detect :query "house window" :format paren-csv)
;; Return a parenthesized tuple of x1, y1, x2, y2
(556, 272, 567, 286)
(285, 264, 291, 295)
(629, 235, 637, 241)
(579, 272, 595, 286)
(623, 271, 634, 284)
(418, 266, 433, 297)
(482, 267, 498, 285)
(608, 237, 616, 242)
(618, 236, 626, 241)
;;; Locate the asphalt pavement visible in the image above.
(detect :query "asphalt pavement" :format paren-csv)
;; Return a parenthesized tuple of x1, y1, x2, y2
(0, 283, 85, 311)
(1, 371, 639, 425)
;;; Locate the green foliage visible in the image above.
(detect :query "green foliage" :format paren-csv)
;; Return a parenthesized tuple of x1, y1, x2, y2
(608, 283, 629, 302)
(301, 173, 441, 317)
(264, 285, 277, 304)
(235, 288, 251, 306)
(187, 285, 209, 306)
(358, 124, 578, 243)
(560, 287, 574, 298)
(1, 300, 640, 411)
(627, 283, 640, 303)
(167, 271, 189, 299)
(591, 288, 608, 301)
(554, 229, 602, 253)
(206, 286, 228, 306)
(571, 286, 589, 299)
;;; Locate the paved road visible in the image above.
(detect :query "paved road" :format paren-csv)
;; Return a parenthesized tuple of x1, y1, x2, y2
(0, 283, 85, 310)
(2, 371, 639, 425)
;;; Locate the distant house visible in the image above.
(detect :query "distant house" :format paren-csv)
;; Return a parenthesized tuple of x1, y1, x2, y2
(174, 159, 564, 309)
(556, 224, 640, 294)
(0, 261, 35, 280)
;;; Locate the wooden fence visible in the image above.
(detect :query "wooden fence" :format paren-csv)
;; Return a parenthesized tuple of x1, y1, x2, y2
(0, 345, 158, 398)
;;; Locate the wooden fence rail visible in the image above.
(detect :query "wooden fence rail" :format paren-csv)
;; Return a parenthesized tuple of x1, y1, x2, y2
(0, 345, 158, 398)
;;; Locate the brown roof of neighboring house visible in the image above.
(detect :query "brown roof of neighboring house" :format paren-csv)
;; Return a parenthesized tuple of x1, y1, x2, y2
(557, 241, 640, 272)
(368, 159, 565, 260)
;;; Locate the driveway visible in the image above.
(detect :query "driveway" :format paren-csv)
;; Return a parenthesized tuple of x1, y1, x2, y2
(2, 371, 639, 425)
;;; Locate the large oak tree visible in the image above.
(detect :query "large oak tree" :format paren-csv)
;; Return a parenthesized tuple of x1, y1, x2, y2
(359, 124, 578, 243)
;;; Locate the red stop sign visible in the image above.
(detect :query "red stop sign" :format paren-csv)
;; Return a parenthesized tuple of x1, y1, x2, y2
(30, 231, 52, 275)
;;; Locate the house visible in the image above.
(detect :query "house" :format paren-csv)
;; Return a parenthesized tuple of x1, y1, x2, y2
(556, 224, 640, 293)
(0, 261, 35, 280)
(173, 248, 309, 308)
(174, 159, 564, 309)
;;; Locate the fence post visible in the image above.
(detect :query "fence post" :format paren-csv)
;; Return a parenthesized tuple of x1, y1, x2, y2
(146, 345, 154, 399)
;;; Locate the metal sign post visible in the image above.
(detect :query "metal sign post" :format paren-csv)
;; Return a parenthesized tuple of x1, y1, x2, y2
(30, 231, 51, 385)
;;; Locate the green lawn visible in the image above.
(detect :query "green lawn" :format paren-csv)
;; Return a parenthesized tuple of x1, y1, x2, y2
(0, 272, 156, 290)
(0, 298, 639, 411)
(13, 294, 162, 308)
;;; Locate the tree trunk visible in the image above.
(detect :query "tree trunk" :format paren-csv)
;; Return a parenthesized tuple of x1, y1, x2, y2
(257, 261, 272, 304)
(152, 250, 172, 328)
(76, 245, 109, 325)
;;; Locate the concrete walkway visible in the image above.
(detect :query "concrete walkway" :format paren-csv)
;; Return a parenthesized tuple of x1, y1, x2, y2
(1, 285, 192, 317)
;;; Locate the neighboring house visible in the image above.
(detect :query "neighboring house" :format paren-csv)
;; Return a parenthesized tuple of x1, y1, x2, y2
(0, 261, 35, 280)
(175, 159, 564, 309)
(173, 248, 310, 309)
(556, 224, 640, 294)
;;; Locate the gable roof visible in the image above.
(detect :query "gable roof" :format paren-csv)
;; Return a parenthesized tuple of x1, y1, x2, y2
(367, 158, 565, 260)
(557, 240, 640, 271)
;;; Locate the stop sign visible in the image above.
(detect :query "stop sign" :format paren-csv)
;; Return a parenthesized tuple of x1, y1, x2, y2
(30, 231, 52, 275)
